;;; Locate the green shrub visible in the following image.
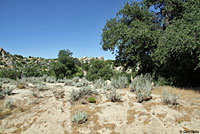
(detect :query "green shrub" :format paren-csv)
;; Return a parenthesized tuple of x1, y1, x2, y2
(50, 49, 77, 79)
(88, 97, 96, 103)
(72, 111, 87, 124)
(132, 74, 152, 103)
(86, 59, 113, 81)
(0, 68, 20, 80)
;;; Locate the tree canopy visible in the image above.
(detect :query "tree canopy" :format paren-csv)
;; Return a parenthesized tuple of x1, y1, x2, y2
(101, 0, 200, 86)
(51, 49, 77, 79)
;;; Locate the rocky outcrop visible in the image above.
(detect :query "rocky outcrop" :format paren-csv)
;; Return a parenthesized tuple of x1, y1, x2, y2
(0, 48, 7, 59)
(79, 56, 105, 63)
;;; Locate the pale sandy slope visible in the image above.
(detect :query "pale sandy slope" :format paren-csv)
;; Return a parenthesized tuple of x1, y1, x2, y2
(0, 83, 200, 134)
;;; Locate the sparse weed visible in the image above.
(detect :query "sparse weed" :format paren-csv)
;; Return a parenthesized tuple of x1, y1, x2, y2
(72, 111, 87, 124)
(111, 76, 128, 89)
(106, 89, 121, 102)
(132, 74, 152, 103)
(162, 89, 179, 106)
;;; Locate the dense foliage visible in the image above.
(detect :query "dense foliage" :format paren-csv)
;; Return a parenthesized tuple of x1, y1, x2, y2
(86, 59, 113, 81)
(50, 49, 83, 79)
(101, 0, 200, 86)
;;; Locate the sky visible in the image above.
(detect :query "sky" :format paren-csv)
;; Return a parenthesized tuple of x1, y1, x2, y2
(0, 0, 129, 59)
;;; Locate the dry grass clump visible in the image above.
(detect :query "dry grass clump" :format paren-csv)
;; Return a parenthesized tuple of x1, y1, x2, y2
(152, 86, 200, 99)
(16, 79, 27, 89)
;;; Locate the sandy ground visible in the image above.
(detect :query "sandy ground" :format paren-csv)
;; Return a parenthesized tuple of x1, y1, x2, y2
(0, 83, 200, 134)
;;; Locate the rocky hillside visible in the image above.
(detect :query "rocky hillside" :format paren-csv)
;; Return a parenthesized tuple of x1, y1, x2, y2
(0, 48, 54, 69)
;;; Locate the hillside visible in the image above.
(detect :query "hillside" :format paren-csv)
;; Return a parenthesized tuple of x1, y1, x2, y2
(0, 78, 200, 134)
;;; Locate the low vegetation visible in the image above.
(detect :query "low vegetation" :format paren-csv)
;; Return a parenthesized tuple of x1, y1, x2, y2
(111, 76, 128, 89)
(70, 86, 96, 101)
(162, 89, 179, 106)
(132, 74, 153, 103)
(72, 111, 87, 124)
(106, 89, 121, 102)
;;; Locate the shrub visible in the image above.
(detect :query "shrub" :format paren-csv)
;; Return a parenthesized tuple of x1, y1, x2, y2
(36, 84, 49, 91)
(129, 82, 136, 92)
(72, 77, 80, 83)
(106, 89, 121, 102)
(162, 89, 179, 105)
(0, 82, 3, 89)
(70, 86, 96, 101)
(64, 79, 75, 86)
(0, 68, 20, 80)
(70, 89, 80, 101)
(111, 76, 128, 89)
(16, 78, 27, 89)
(4, 97, 14, 109)
(26, 77, 44, 84)
(3, 86, 14, 95)
(0, 92, 4, 99)
(132, 74, 153, 103)
(86, 59, 113, 81)
(79, 86, 94, 97)
(50, 49, 77, 79)
(112, 71, 132, 83)
(104, 83, 115, 91)
(75, 78, 89, 87)
(53, 90, 65, 99)
(93, 78, 107, 89)
(72, 111, 87, 124)
(46, 76, 56, 83)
